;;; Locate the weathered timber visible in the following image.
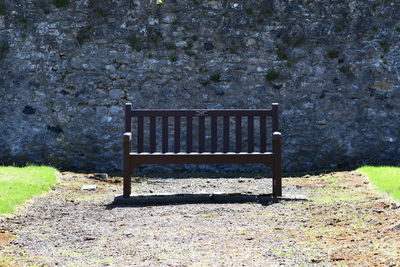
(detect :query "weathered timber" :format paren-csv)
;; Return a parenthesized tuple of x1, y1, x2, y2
(121, 103, 282, 200)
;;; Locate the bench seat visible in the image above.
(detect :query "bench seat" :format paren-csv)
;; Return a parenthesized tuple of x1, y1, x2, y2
(129, 152, 275, 165)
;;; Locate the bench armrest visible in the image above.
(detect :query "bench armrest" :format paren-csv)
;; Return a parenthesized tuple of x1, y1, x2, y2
(123, 132, 132, 141)
(123, 132, 132, 154)
(273, 132, 281, 155)
(272, 131, 282, 140)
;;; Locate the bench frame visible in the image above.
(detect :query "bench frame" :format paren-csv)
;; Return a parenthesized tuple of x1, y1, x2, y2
(122, 103, 282, 198)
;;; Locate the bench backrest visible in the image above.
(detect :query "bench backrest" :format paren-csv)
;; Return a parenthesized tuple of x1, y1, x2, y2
(125, 104, 279, 153)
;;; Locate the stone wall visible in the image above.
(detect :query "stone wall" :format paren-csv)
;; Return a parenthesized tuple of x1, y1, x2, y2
(0, 0, 399, 173)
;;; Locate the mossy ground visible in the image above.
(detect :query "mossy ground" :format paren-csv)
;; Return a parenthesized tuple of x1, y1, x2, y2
(0, 171, 399, 265)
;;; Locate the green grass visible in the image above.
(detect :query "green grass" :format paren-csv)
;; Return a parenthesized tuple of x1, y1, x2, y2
(210, 73, 221, 82)
(327, 49, 339, 59)
(357, 166, 400, 200)
(0, 0, 6, 15)
(0, 166, 58, 214)
(265, 70, 279, 81)
(53, 0, 68, 8)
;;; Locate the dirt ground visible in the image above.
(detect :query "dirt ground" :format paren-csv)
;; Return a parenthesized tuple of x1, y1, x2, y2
(0, 171, 399, 266)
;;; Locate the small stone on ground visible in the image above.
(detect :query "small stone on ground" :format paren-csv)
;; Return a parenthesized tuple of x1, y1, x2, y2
(81, 185, 96, 191)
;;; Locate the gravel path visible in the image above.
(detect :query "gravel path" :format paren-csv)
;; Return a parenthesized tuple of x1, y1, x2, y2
(0, 171, 399, 266)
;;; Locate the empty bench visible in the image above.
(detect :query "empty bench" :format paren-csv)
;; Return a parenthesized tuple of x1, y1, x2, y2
(122, 103, 282, 198)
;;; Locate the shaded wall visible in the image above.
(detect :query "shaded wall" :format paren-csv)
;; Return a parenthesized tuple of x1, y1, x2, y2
(0, 0, 399, 172)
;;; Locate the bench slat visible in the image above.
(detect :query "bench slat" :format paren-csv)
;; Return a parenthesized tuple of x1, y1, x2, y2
(137, 116, 144, 153)
(131, 109, 272, 117)
(125, 103, 132, 132)
(162, 116, 168, 153)
(174, 116, 181, 153)
(272, 103, 279, 132)
(235, 116, 242, 153)
(248, 116, 254, 153)
(223, 116, 229, 153)
(129, 152, 274, 165)
(199, 116, 205, 153)
(150, 116, 156, 153)
(186, 116, 193, 153)
(211, 116, 217, 153)
(260, 116, 266, 153)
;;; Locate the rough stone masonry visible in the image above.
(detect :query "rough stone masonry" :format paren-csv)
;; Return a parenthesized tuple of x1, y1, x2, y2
(0, 0, 399, 173)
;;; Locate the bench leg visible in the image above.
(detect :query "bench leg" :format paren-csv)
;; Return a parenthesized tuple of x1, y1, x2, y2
(272, 164, 282, 197)
(123, 133, 132, 198)
(272, 132, 282, 197)
(123, 166, 132, 198)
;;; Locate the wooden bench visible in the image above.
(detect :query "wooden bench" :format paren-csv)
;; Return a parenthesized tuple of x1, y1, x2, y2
(122, 103, 282, 198)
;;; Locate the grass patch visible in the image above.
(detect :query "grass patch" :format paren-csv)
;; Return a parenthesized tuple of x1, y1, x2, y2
(245, 8, 254, 16)
(314, 191, 367, 204)
(128, 35, 142, 52)
(0, 40, 8, 59)
(169, 55, 177, 62)
(185, 50, 195, 57)
(210, 73, 221, 82)
(294, 34, 306, 47)
(53, 0, 68, 8)
(95, 7, 107, 17)
(74, 193, 108, 202)
(275, 44, 287, 60)
(357, 166, 400, 200)
(0, 166, 58, 214)
(166, 43, 177, 50)
(0, 0, 6, 15)
(327, 49, 339, 59)
(184, 41, 193, 50)
(263, 8, 272, 16)
(18, 17, 28, 24)
(76, 27, 91, 45)
(265, 70, 279, 81)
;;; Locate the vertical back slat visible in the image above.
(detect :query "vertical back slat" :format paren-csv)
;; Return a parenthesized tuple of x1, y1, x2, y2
(211, 116, 217, 152)
(272, 103, 279, 132)
(235, 116, 242, 152)
(149, 116, 156, 153)
(125, 103, 132, 132)
(260, 116, 266, 152)
(186, 116, 193, 153)
(137, 116, 144, 153)
(174, 116, 181, 153)
(223, 116, 229, 153)
(162, 116, 168, 153)
(248, 116, 254, 153)
(199, 116, 205, 153)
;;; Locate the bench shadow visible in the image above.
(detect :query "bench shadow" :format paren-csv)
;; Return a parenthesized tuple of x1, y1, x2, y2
(106, 193, 282, 209)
